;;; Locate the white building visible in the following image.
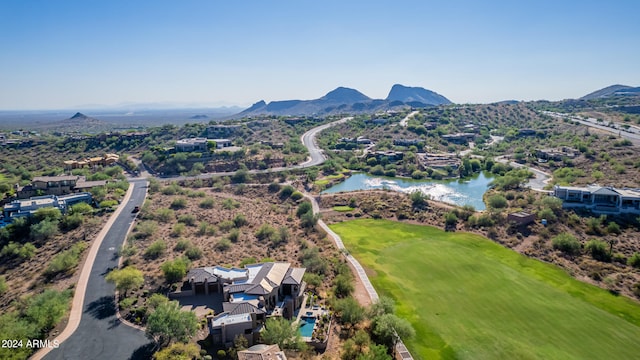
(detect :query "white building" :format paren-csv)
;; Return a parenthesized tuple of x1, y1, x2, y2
(553, 185, 640, 214)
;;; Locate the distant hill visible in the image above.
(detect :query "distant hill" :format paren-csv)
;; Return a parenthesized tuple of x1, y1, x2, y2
(580, 84, 640, 100)
(386, 84, 451, 105)
(236, 84, 450, 117)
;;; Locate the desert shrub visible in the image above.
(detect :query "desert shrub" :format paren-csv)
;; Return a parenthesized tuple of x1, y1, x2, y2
(239, 257, 257, 267)
(144, 240, 167, 259)
(296, 201, 313, 217)
(0, 276, 6, 294)
(61, 212, 84, 230)
(290, 191, 304, 201)
(30, 219, 59, 241)
(197, 222, 216, 236)
(216, 238, 232, 251)
(45, 243, 87, 276)
(177, 214, 196, 226)
(537, 208, 557, 223)
(1, 242, 36, 259)
(100, 199, 119, 208)
(585, 239, 611, 262)
(300, 247, 328, 275)
(33, 207, 62, 222)
(218, 220, 235, 232)
(488, 194, 508, 209)
(552, 233, 581, 255)
(268, 182, 281, 192)
(71, 202, 93, 215)
(199, 198, 215, 209)
(233, 214, 248, 227)
(161, 183, 182, 195)
(279, 185, 295, 199)
(628, 253, 640, 268)
(170, 198, 187, 209)
(606, 222, 621, 235)
(185, 246, 203, 260)
(174, 239, 192, 252)
(300, 211, 320, 229)
(135, 221, 158, 239)
(171, 223, 186, 237)
(156, 208, 175, 222)
(222, 198, 240, 209)
(228, 229, 240, 242)
(334, 274, 354, 298)
(444, 212, 458, 227)
(272, 227, 289, 246)
(255, 224, 276, 241)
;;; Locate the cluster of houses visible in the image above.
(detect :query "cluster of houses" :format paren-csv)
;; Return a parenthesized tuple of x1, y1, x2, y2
(173, 262, 307, 347)
(417, 153, 460, 170)
(63, 153, 120, 170)
(2, 192, 93, 222)
(13, 175, 106, 199)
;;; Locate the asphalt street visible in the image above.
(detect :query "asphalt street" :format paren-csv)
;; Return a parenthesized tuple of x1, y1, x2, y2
(43, 180, 154, 360)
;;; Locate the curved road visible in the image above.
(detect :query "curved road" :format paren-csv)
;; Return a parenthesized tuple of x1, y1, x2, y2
(34, 117, 352, 359)
(41, 180, 154, 360)
(151, 116, 353, 182)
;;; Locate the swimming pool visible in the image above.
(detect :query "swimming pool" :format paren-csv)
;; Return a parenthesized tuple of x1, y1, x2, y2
(299, 316, 316, 337)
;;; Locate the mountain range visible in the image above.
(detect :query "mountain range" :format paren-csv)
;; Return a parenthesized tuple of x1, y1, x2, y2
(580, 84, 640, 100)
(237, 84, 451, 117)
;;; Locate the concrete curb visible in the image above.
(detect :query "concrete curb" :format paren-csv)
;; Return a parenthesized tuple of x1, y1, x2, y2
(31, 181, 137, 360)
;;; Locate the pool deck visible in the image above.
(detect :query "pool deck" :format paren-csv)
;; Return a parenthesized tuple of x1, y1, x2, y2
(295, 294, 328, 341)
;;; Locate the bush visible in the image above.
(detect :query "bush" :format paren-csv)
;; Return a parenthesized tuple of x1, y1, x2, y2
(185, 246, 203, 260)
(216, 238, 232, 251)
(177, 214, 196, 226)
(290, 191, 304, 201)
(628, 253, 640, 268)
(228, 228, 240, 242)
(268, 182, 281, 193)
(161, 257, 190, 284)
(171, 223, 186, 237)
(296, 201, 313, 218)
(607, 222, 621, 235)
(218, 220, 235, 232)
(255, 224, 276, 241)
(170, 198, 187, 209)
(144, 240, 167, 259)
(135, 221, 158, 239)
(537, 208, 557, 223)
(25, 289, 73, 332)
(585, 239, 611, 262)
(156, 208, 175, 222)
(444, 212, 458, 227)
(488, 194, 508, 209)
(1, 242, 37, 259)
(174, 239, 192, 252)
(199, 198, 215, 209)
(30, 219, 59, 241)
(552, 233, 581, 255)
(222, 198, 240, 209)
(233, 214, 248, 227)
(279, 185, 295, 199)
(334, 274, 354, 298)
(0, 276, 6, 294)
(45, 243, 87, 276)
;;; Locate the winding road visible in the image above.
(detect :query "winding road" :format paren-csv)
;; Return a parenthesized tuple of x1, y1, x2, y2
(32, 116, 353, 359)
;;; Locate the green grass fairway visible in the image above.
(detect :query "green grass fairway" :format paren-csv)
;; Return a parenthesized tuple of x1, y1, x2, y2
(331, 219, 640, 360)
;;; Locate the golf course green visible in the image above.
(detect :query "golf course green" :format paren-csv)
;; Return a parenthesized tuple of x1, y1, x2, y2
(330, 219, 640, 360)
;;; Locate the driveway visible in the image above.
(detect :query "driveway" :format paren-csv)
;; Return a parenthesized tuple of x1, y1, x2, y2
(42, 180, 155, 360)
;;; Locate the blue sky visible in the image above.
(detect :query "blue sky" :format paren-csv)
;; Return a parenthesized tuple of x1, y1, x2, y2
(1, 0, 639, 109)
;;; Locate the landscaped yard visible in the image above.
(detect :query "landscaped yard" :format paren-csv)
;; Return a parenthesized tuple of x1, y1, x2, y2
(330, 219, 640, 360)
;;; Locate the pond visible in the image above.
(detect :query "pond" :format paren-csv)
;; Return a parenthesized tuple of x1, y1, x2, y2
(321, 172, 493, 210)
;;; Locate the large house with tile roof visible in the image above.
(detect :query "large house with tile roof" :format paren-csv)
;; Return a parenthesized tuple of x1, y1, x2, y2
(185, 262, 306, 346)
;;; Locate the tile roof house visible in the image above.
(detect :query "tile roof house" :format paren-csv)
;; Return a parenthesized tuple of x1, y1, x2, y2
(183, 262, 305, 347)
(238, 344, 287, 360)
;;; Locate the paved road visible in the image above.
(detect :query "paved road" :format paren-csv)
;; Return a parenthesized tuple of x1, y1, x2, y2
(495, 156, 551, 192)
(542, 111, 640, 146)
(150, 116, 353, 182)
(43, 180, 155, 360)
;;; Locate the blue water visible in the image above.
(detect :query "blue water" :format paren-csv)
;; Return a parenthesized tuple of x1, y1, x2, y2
(299, 316, 316, 337)
(321, 172, 493, 210)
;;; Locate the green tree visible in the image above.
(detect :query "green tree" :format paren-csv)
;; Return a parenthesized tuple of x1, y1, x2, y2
(371, 314, 415, 351)
(147, 300, 198, 345)
(488, 194, 508, 209)
(334, 274, 354, 298)
(106, 266, 144, 296)
(369, 296, 396, 317)
(144, 240, 167, 259)
(30, 219, 59, 241)
(296, 201, 313, 218)
(260, 317, 305, 350)
(334, 297, 364, 330)
(25, 289, 73, 332)
(161, 257, 190, 284)
(627, 253, 640, 268)
(410, 190, 429, 209)
(33, 207, 62, 222)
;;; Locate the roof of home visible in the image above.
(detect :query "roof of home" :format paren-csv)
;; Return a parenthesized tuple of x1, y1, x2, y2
(223, 302, 265, 315)
(187, 267, 218, 283)
(32, 175, 78, 182)
(210, 312, 252, 327)
(282, 267, 305, 285)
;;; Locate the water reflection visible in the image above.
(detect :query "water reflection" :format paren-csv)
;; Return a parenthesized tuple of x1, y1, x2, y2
(321, 172, 493, 210)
